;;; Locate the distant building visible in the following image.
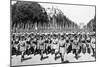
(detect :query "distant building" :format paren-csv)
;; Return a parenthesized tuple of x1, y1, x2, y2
(79, 23, 85, 29)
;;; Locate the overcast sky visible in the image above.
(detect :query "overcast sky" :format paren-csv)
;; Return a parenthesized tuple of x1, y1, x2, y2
(11, 0, 95, 25)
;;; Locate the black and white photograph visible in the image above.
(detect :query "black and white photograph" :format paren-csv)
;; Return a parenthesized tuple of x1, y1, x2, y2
(10, 0, 96, 66)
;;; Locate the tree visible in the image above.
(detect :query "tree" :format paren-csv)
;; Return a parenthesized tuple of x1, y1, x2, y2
(87, 16, 96, 32)
(11, 1, 49, 29)
(46, 7, 78, 29)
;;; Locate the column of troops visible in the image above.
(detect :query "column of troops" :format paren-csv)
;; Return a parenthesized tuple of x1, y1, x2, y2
(11, 32, 96, 62)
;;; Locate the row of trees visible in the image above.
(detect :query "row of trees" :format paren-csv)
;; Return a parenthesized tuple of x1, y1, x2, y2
(12, 1, 49, 29)
(45, 7, 78, 29)
(11, 1, 79, 32)
(86, 16, 96, 32)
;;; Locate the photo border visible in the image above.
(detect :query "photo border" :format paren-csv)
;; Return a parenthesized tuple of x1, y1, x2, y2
(10, 0, 96, 67)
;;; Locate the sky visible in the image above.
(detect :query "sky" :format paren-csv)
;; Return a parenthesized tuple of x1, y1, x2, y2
(11, 0, 95, 25)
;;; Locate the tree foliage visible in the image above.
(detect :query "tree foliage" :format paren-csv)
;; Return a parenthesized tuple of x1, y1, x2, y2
(87, 16, 96, 31)
(11, 1, 49, 28)
(46, 7, 78, 28)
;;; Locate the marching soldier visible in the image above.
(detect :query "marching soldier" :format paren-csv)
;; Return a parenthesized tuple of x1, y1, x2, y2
(19, 36, 27, 62)
(86, 35, 91, 54)
(81, 35, 86, 54)
(38, 37, 45, 61)
(51, 37, 60, 60)
(59, 37, 66, 62)
(90, 36, 96, 57)
(73, 37, 80, 59)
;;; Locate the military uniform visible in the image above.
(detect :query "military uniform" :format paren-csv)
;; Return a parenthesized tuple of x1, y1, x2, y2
(59, 39, 66, 62)
(91, 37, 96, 57)
(19, 40, 27, 62)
